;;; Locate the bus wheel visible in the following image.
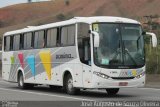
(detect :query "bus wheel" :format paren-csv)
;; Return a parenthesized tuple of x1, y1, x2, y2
(106, 88, 119, 95)
(64, 74, 80, 95)
(18, 72, 33, 89)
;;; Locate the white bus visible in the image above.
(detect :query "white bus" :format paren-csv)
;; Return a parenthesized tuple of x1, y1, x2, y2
(2, 16, 157, 95)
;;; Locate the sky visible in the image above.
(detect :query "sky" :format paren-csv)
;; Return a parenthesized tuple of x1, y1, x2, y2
(0, 0, 50, 8)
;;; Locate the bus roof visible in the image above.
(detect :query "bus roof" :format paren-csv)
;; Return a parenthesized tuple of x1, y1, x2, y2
(4, 16, 140, 36)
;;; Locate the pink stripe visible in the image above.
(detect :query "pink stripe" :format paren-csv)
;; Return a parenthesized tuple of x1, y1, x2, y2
(18, 53, 24, 68)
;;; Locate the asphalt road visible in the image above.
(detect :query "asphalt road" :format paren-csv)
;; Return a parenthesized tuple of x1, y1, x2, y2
(0, 77, 160, 107)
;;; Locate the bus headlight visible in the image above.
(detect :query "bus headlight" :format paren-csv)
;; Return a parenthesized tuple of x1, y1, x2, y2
(93, 71, 110, 79)
(136, 72, 145, 79)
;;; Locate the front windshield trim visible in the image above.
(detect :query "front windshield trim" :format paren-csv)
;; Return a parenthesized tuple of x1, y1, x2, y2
(92, 22, 145, 69)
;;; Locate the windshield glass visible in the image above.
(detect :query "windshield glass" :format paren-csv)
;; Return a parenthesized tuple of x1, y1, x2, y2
(93, 23, 145, 69)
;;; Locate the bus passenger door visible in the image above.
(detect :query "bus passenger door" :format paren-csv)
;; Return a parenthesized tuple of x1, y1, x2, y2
(82, 64, 92, 88)
(80, 38, 92, 88)
(77, 23, 92, 88)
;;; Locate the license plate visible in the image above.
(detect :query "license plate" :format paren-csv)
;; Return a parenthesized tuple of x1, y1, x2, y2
(119, 82, 128, 86)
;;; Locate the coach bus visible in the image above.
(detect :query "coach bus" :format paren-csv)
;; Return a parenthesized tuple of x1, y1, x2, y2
(2, 16, 157, 95)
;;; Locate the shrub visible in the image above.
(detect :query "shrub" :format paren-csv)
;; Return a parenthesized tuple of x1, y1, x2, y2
(56, 13, 66, 21)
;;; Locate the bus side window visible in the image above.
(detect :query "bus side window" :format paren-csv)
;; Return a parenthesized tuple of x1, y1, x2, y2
(60, 25, 75, 46)
(24, 32, 32, 49)
(13, 34, 20, 51)
(61, 26, 68, 46)
(78, 23, 91, 65)
(83, 38, 91, 64)
(47, 28, 57, 47)
(78, 38, 91, 65)
(34, 32, 39, 48)
(68, 25, 75, 45)
(4, 36, 10, 51)
(38, 31, 45, 48)
(34, 30, 45, 49)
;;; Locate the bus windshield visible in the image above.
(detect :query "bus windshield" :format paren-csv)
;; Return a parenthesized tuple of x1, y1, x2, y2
(93, 23, 145, 69)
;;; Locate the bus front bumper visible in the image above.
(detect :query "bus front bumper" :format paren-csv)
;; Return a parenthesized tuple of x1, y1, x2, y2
(90, 75, 145, 89)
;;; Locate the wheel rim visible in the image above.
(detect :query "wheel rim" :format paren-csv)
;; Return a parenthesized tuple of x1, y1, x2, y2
(67, 78, 73, 92)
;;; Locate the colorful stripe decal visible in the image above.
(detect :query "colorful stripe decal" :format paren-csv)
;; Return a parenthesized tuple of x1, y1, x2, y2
(39, 50, 52, 80)
(132, 70, 137, 76)
(26, 55, 36, 77)
(18, 53, 24, 68)
(10, 56, 15, 64)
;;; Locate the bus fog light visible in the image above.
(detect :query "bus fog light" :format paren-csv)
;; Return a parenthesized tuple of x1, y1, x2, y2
(93, 71, 110, 79)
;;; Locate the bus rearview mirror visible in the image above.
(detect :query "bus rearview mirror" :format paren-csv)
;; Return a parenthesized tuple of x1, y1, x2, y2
(91, 31, 100, 47)
(146, 32, 157, 47)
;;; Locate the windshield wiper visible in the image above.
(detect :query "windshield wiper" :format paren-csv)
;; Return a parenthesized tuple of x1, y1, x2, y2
(124, 48, 137, 66)
(110, 40, 122, 65)
(112, 48, 121, 60)
(122, 41, 137, 66)
(110, 48, 121, 65)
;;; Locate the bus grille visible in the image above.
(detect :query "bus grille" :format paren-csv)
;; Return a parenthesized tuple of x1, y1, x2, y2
(111, 77, 135, 80)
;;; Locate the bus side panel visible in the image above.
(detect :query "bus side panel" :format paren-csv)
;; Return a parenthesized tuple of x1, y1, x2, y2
(50, 46, 83, 87)
(23, 46, 83, 87)
(2, 52, 14, 81)
(2, 46, 84, 87)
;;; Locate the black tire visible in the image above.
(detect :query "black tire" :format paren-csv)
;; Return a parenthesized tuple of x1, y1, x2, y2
(64, 74, 80, 95)
(18, 72, 34, 89)
(106, 88, 119, 95)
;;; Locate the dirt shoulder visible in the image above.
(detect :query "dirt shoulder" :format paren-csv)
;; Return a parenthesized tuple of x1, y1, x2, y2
(145, 74, 160, 88)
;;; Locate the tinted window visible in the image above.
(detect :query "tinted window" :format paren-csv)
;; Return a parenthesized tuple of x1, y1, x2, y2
(61, 26, 68, 46)
(5, 36, 10, 51)
(24, 32, 32, 49)
(61, 25, 75, 46)
(68, 25, 75, 45)
(34, 30, 45, 48)
(13, 35, 20, 51)
(77, 23, 91, 65)
(47, 28, 57, 47)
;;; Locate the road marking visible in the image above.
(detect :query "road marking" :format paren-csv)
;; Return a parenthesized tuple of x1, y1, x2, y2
(0, 87, 94, 101)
